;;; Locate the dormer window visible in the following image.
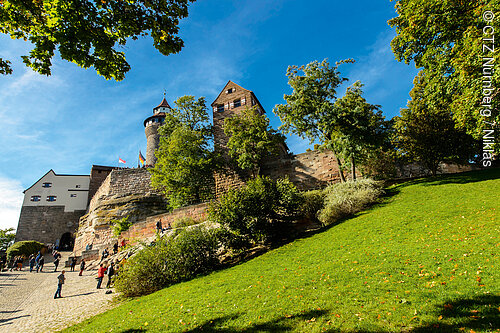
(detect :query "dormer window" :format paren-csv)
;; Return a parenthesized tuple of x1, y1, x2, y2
(42, 182, 52, 188)
(233, 99, 241, 108)
(217, 104, 224, 112)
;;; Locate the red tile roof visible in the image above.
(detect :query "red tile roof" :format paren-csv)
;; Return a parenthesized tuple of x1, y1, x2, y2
(155, 98, 171, 109)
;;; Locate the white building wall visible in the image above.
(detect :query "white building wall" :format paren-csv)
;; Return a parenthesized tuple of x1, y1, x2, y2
(22, 170, 90, 212)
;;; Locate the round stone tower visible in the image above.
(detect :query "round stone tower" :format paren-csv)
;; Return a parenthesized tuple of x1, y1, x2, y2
(144, 97, 170, 166)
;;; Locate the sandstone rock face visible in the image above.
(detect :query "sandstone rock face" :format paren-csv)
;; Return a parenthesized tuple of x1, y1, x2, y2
(73, 168, 169, 256)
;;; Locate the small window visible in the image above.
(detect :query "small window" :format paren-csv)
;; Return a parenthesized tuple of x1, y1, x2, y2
(226, 88, 234, 94)
(75, 185, 81, 188)
(70, 194, 77, 198)
(217, 104, 224, 112)
(233, 99, 241, 108)
(42, 182, 52, 188)
(31, 195, 41, 202)
(47, 196, 57, 202)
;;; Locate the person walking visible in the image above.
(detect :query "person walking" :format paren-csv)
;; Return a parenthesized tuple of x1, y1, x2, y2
(70, 257, 77, 271)
(16, 256, 23, 271)
(35, 251, 41, 272)
(37, 256, 45, 272)
(53, 255, 60, 272)
(79, 258, 86, 276)
(29, 254, 36, 272)
(106, 263, 115, 289)
(54, 270, 66, 299)
(96, 264, 106, 289)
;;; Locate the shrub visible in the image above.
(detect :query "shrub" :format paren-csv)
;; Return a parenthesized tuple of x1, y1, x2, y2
(318, 179, 384, 226)
(298, 190, 325, 223)
(114, 225, 220, 297)
(111, 216, 132, 236)
(6, 241, 45, 260)
(208, 176, 303, 244)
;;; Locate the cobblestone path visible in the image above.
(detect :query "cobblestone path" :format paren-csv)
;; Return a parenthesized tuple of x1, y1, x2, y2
(0, 252, 115, 332)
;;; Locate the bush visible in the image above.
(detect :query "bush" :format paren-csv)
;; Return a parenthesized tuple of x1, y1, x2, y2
(6, 241, 45, 260)
(298, 190, 325, 223)
(114, 225, 220, 297)
(111, 216, 132, 236)
(318, 179, 384, 226)
(208, 176, 303, 244)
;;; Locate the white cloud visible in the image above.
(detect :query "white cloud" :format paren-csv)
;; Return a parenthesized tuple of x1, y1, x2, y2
(0, 175, 24, 231)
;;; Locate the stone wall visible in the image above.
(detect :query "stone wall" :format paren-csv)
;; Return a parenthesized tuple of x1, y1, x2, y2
(120, 202, 209, 245)
(73, 168, 168, 256)
(15, 206, 86, 245)
(262, 150, 343, 191)
(107, 168, 154, 196)
(87, 167, 156, 213)
(214, 150, 343, 197)
(395, 162, 477, 178)
(88, 165, 116, 206)
(214, 167, 248, 197)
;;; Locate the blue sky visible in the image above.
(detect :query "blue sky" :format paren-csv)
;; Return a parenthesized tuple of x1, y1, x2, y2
(0, 0, 418, 230)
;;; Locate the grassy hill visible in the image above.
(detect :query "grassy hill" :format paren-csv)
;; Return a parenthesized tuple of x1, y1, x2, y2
(65, 169, 499, 332)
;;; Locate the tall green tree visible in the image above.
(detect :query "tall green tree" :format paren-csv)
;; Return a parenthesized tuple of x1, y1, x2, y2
(223, 107, 286, 177)
(150, 96, 216, 209)
(393, 70, 477, 176)
(0, 0, 196, 80)
(0, 228, 16, 252)
(330, 81, 387, 180)
(273, 59, 353, 182)
(389, 0, 500, 144)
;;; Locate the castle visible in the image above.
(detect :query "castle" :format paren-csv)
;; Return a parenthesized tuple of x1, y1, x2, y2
(14, 81, 358, 253)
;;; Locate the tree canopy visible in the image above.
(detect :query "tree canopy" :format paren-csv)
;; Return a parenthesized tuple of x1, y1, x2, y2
(0, 228, 16, 252)
(330, 81, 387, 180)
(0, 0, 195, 80)
(389, 0, 499, 143)
(274, 59, 356, 181)
(224, 107, 286, 176)
(150, 95, 216, 209)
(393, 71, 477, 175)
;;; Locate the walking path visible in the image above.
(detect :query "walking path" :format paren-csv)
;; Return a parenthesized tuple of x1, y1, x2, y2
(0, 252, 115, 332)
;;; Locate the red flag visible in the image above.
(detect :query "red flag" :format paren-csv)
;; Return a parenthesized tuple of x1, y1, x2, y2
(119, 158, 126, 164)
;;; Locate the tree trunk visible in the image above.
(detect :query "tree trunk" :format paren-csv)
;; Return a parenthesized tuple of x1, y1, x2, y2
(336, 156, 346, 183)
(351, 156, 356, 181)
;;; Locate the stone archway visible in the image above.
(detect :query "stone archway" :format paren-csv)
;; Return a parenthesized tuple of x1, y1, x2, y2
(59, 232, 74, 250)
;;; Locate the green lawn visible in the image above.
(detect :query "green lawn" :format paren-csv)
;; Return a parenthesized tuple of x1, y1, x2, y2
(65, 169, 500, 332)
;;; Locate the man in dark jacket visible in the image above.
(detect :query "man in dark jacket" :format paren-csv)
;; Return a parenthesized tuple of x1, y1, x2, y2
(106, 262, 115, 288)
(79, 259, 86, 276)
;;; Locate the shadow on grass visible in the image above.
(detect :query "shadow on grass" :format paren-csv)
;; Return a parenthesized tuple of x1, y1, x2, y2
(393, 168, 500, 188)
(185, 309, 329, 332)
(412, 295, 499, 332)
(117, 330, 147, 333)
